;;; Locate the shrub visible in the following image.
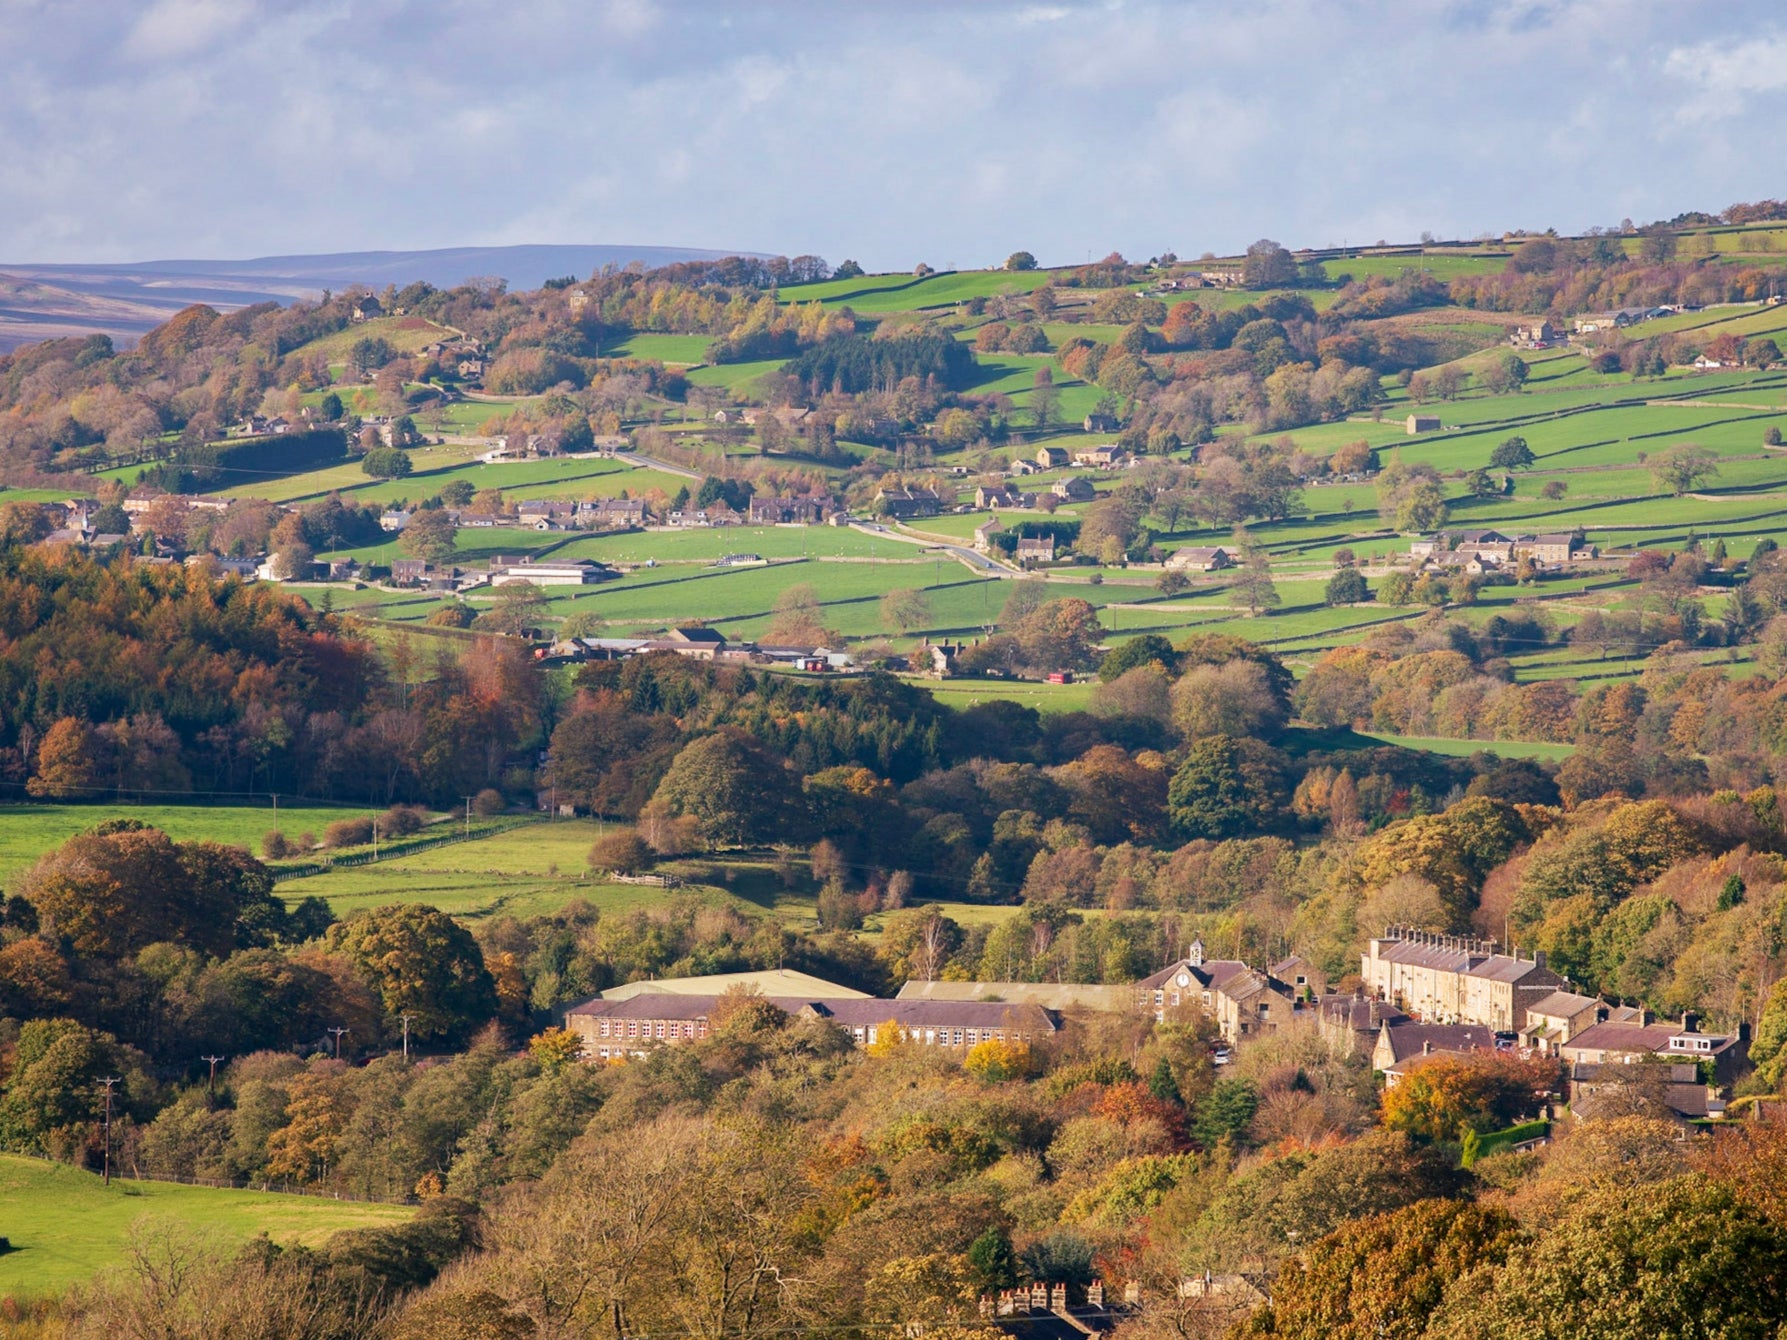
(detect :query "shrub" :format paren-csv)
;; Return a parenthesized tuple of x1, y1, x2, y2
(324, 817, 375, 849)
(380, 804, 428, 837)
(1768, 426, 1783, 446)
(261, 831, 291, 860)
(472, 788, 505, 817)
(588, 830, 654, 873)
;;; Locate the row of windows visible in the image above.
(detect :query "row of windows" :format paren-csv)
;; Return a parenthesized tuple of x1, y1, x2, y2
(593, 1018, 709, 1040)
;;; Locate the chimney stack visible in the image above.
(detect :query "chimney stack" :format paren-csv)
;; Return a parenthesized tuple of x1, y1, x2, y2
(1682, 1011, 1699, 1034)
(1050, 1284, 1068, 1312)
(1533, 950, 1547, 970)
(1088, 1281, 1105, 1309)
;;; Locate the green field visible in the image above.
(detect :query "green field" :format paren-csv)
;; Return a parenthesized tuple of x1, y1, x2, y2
(0, 802, 355, 885)
(278, 821, 797, 921)
(0, 1154, 413, 1297)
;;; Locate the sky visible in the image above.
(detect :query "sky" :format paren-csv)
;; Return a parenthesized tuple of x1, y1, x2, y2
(3, 0, 1785, 270)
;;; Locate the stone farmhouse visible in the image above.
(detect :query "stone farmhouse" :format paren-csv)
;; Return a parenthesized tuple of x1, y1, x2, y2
(1137, 939, 1301, 1043)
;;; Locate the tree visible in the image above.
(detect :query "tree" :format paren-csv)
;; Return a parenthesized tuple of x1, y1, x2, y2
(477, 582, 548, 636)
(998, 577, 1051, 627)
(1490, 435, 1536, 470)
(1098, 634, 1176, 682)
(880, 587, 932, 635)
(1541, 479, 1568, 500)
(588, 830, 654, 874)
(325, 903, 497, 1043)
(1466, 468, 1497, 498)
(400, 509, 458, 564)
(1479, 352, 1528, 395)
(1379, 1050, 1556, 1141)
(765, 583, 841, 646)
(1649, 443, 1720, 496)
(439, 479, 475, 507)
(1231, 550, 1281, 616)
(1171, 660, 1289, 739)
(23, 822, 271, 958)
(1432, 1176, 1787, 1340)
(1166, 736, 1286, 840)
(1242, 239, 1296, 288)
(1325, 567, 1369, 606)
(1012, 598, 1104, 672)
(361, 446, 412, 478)
(1242, 1200, 1522, 1340)
(1190, 1077, 1260, 1148)
(650, 730, 799, 848)
(1005, 251, 1038, 272)
(26, 717, 100, 799)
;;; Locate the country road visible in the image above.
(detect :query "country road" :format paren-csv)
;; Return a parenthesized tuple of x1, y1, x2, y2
(852, 521, 1013, 576)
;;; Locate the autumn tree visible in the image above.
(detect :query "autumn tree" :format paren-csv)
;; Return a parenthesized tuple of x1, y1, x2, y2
(400, 508, 459, 564)
(1239, 1199, 1522, 1340)
(1379, 1050, 1557, 1141)
(1431, 1176, 1787, 1340)
(26, 717, 100, 798)
(1012, 598, 1104, 673)
(325, 903, 497, 1044)
(880, 587, 932, 635)
(765, 583, 841, 646)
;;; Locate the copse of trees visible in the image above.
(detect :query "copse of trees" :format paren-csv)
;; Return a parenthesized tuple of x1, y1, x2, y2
(783, 333, 979, 394)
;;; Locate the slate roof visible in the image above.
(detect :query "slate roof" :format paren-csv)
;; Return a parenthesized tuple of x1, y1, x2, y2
(1377, 1022, 1502, 1065)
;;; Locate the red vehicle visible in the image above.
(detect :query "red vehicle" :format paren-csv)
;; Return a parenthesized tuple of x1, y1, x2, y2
(1046, 671, 1073, 685)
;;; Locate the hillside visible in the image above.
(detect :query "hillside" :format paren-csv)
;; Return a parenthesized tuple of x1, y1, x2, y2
(0, 1155, 413, 1295)
(0, 243, 764, 351)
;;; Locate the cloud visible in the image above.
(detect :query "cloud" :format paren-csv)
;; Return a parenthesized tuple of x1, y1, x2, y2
(1, 1, 1785, 267)
(123, 0, 260, 61)
(1664, 33, 1787, 119)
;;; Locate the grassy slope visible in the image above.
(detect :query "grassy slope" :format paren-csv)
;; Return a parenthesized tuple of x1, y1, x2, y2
(277, 821, 797, 921)
(0, 1154, 413, 1297)
(0, 803, 355, 886)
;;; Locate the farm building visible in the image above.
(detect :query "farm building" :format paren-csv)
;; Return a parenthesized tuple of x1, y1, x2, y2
(1015, 536, 1056, 564)
(1164, 545, 1233, 572)
(876, 486, 944, 519)
(748, 495, 828, 525)
(1083, 413, 1119, 433)
(1051, 477, 1097, 502)
(973, 518, 1005, 551)
(1405, 414, 1442, 434)
(1513, 531, 1595, 563)
(488, 558, 611, 587)
(1036, 446, 1070, 469)
(1073, 445, 1128, 468)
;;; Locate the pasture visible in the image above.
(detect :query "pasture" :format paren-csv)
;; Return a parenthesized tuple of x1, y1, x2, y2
(277, 821, 783, 921)
(0, 802, 354, 886)
(0, 1154, 414, 1297)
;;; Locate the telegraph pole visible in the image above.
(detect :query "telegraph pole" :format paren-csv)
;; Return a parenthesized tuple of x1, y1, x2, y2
(201, 1054, 225, 1102)
(398, 1013, 413, 1061)
(98, 1077, 121, 1186)
(464, 797, 473, 837)
(328, 1027, 349, 1060)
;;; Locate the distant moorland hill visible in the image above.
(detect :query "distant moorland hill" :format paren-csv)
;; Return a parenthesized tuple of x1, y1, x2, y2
(0, 243, 762, 351)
